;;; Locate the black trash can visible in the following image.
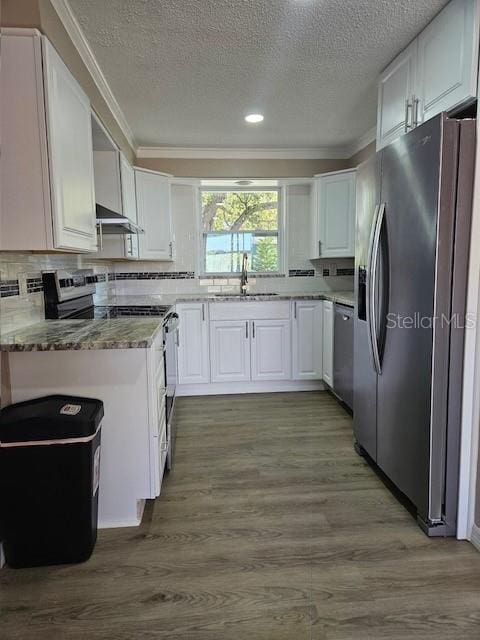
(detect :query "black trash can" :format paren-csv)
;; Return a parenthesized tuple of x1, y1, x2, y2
(0, 395, 104, 568)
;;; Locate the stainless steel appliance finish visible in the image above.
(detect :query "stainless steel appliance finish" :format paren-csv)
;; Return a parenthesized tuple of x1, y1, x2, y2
(43, 269, 97, 318)
(95, 203, 144, 235)
(164, 312, 179, 470)
(333, 304, 354, 411)
(354, 113, 475, 536)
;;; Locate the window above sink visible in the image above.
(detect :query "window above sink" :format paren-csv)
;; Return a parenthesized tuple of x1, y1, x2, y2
(199, 182, 285, 277)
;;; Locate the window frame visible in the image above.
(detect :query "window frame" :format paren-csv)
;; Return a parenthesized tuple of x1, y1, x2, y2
(197, 185, 286, 277)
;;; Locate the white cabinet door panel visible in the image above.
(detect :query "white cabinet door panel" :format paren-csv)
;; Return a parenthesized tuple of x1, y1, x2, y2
(42, 37, 97, 252)
(135, 169, 173, 261)
(292, 301, 323, 380)
(316, 171, 356, 258)
(120, 155, 137, 223)
(210, 321, 250, 383)
(177, 303, 210, 385)
(377, 40, 417, 150)
(251, 320, 291, 381)
(93, 150, 122, 213)
(0, 31, 53, 250)
(120, 155, 139, 259)
(322, 301, 334, 387)
(416, 0, 478, 124)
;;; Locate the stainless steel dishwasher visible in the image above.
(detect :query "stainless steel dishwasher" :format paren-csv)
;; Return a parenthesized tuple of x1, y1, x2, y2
(333, 303, 354, 411)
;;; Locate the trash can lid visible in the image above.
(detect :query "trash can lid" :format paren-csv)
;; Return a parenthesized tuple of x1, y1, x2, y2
(0, 395, 104, 444)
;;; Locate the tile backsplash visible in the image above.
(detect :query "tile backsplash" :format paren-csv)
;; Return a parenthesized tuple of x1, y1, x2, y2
(1, 251, 354, 334)
(0, 253, 112, 334)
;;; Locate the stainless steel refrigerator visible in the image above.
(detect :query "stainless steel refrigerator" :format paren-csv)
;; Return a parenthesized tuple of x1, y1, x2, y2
(354, 113, 475, 536)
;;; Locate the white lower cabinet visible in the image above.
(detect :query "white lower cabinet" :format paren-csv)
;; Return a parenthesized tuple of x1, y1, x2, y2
(251, 320, 291, 381)
(209, 317, 291, 383)
(292, 301, 323, 380)
(323, 300, 334, 387)
(210, 321, 250, 382)
(6, 332, 167, 529)
(177, 300, 335, 393)
(177, 303, 210, 384)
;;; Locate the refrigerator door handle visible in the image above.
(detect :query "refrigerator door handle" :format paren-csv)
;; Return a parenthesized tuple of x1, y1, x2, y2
(366, 204, 379, 373)
(367, 203, 385, 374)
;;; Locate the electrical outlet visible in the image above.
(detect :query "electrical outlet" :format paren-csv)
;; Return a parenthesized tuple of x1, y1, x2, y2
(329, 263, 337, 277)
(18, 272, 28, 297)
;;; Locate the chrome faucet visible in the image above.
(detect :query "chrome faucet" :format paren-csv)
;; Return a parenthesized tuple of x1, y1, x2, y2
(240, 252, 248, 295)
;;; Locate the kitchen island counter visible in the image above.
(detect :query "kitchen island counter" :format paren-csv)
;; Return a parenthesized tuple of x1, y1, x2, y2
(0, 318, 164, 352)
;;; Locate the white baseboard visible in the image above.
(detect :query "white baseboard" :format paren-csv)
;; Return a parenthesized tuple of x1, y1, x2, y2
(99, 500, 145, 529)
(471, 524, 480, 551)
(176, 380, 326, 397)
(99, 517, 142, 529)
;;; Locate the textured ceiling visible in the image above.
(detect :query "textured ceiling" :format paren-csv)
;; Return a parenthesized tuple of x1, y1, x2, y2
(68, 0, 449, 149)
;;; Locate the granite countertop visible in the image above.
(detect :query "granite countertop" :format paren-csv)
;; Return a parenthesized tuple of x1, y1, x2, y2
(96, 294, 177, 308)
(98, 291, 355, 307)
(0, 318, 164, 352)
(2, 292, 354, 352)
(323, 291, 355, 307)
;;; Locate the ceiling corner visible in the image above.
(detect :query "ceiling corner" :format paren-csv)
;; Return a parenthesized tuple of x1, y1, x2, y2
(50, 0, 137, 152)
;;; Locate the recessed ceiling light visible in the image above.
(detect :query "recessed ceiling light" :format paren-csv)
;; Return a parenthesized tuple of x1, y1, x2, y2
(245, 113, 264, 124)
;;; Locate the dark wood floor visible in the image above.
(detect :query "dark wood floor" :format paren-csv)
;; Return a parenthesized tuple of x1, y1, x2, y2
(1, 391, 480, 639)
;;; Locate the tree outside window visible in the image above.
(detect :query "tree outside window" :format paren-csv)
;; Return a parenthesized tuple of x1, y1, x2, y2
(201, 190, 280, 274)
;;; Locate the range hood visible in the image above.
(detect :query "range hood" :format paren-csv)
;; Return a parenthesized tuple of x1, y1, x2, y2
(96, 204, 144, 235)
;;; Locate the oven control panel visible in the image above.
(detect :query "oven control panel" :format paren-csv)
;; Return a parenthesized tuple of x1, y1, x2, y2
(43, 269, 98, 303)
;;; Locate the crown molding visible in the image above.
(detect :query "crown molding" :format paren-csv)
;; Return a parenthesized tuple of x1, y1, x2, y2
(346, 126, 377, 157)
(50, 0, 136, 151)
(136, 129, 376, 160)
(136, 146, 351, 160)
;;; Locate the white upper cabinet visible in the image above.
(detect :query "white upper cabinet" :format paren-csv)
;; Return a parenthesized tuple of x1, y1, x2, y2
(322, 301, 334, 388)
(135, 168, 174, 261)
(120, 154, 139, 259)
(93, 150, 122, 213)
(92, 110, 139, 260)
(377, 0, 478, 150)
(1, 29, 97, 252)
(210, 321, 251, 383)
(377, 41, 418, 150)
(43, 39, 97, 251)
(312, 170, 356, 259)
(292, 301, 323, 380)
(416, 0, 478, 124)
(177, 303, 210, 385)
